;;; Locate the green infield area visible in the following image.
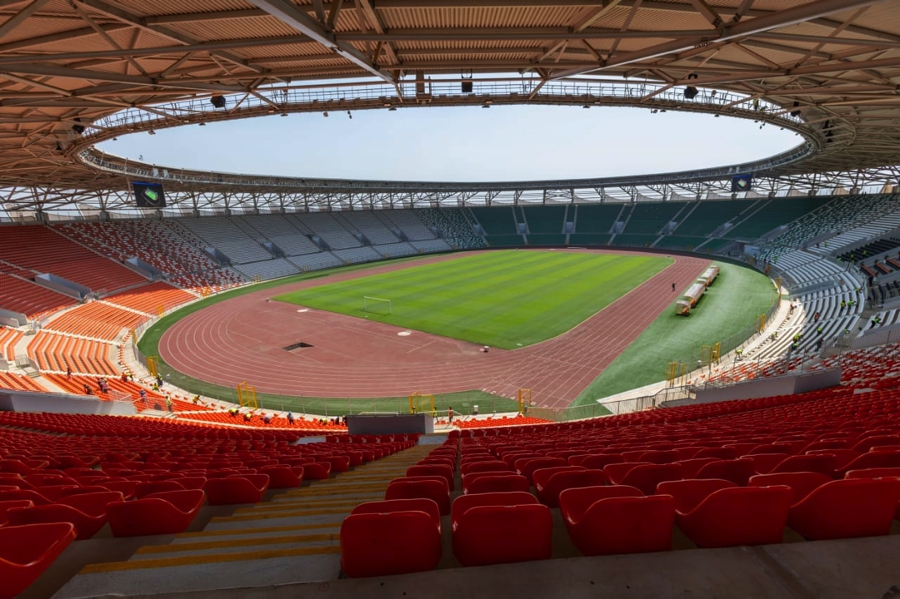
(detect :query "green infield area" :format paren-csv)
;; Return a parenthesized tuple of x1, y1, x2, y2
(274, 250, 672, 349)
(571, 261, 779, 406)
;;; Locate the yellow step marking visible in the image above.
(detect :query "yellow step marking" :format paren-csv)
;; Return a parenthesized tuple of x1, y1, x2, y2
(81, 545, 341, 574)
(176, 521, 339, 539)
(211, 507, 349, 523)
(137, 532, 340, 554)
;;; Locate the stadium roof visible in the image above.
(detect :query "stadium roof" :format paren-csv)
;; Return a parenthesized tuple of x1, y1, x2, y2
(2, 0, 900, 210)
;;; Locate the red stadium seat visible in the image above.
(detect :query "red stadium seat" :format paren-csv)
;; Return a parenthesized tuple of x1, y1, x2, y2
(8, 503, 107, 540)
(770, 454, 836, 477)
(675, 458, 719, 479)
(107, 490, 205, 537)
(58, 491, 125, 517)
(535, 469, 609, 508)
(323, 456, 350, 473)
(407, 465, 454, 491)
(695, 459, 756, 486)
(604, 461, 652, 484)
(787, 479, 900, 541)
(656, 479, 736, 513)
(466, 474, 530, 495)
(844, 466, 900, 479)
(0, 523, 76, 599)
(749, 472, 832, 504)
(302, 462, 332, 480)
(340, 512, 441, 578)
(351, 498, 442, 532)
(451, 491, 537, 530)
(618, 463, 683, 495)
(0, 500, 33, 526)
(257, 466, 303, 489)
(693, 447, 737, 460)
(452, 504, 552, 567)
(135, 480, 186, 498)
(385, 479, 450, 515)
(205, 475, 268, 505)
(564, 495, 676, 556)
(460, 461, 510, 476)
(636, 449, 681, 464)
(515, 457, 566, 484)
(580, 454, 625, 470)
(747, 453, 791, 475)
(675, 486, 793, 548)
(99, 481, 137, 500)
(559, 484, 644, 531)
(836, 451, 900, 477)
(0, 490, 52, 506)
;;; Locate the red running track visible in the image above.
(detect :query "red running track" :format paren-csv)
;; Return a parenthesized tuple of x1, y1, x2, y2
(160, 250, 709, 409)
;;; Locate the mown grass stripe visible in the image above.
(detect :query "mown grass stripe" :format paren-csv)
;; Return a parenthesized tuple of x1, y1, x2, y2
(274, 250, 671, 349)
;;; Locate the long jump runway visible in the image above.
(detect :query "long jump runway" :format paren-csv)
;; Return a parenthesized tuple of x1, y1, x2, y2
(159, 250, 709, 409)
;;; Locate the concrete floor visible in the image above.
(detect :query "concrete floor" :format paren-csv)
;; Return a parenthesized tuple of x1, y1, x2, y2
(69, 535, 900, 599)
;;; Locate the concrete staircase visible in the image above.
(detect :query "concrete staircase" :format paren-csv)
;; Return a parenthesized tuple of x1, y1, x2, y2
(52, 444, 432, 598)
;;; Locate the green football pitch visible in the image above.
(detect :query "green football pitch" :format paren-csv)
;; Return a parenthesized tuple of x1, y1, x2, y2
(274, 250, 672, 349)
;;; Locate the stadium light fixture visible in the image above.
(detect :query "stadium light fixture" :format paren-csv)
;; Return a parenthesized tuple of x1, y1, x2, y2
(148, 130, 156, 135)
(323, 112, 329, 117)
(388, 107, 397, 111)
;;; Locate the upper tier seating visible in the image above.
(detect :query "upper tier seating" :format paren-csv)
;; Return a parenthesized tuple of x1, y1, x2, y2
(0, 326, 22, 362)
(104, 282, 196, 314)
(59, 221, 205, 277)
(237, 215, 321, 256)
(470, 207, 519, 235)
(27, 332, 117, 375)
(175, 217, 272, 264)
(0, 274, 77, 320)
(374, 242, 418, 259)
(0, 226, 147, 292)
(45, 302, 146, 341)
(0, 371, 45, 392)
(724, 197, 832, 240)
(287, 252, 344, 272)
(768, 194, 900, 253)
(332, 246, 383, 265)
(418, 208, 486, 249)
(674, 200, 755, 237)
(522, 206, 567, 234)
(623, 202, 687, 235)
(573, 204, 624, 233)
(296, 213, 361, 250)
(234, 258, 300, 281)
(337, 211, 401, 245)
(379, 210, 439, 241)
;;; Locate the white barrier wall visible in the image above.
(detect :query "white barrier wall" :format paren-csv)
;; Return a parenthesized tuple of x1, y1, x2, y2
(684, 367, 842, 405)
(0, 389, 136, 415)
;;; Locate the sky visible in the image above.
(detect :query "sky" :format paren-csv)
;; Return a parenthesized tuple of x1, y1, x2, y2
(97, 105, 800, 182)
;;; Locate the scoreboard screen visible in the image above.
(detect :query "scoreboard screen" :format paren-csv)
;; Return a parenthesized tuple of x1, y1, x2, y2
(133, 182, 166, 208)
(731, 174, 753, 193)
